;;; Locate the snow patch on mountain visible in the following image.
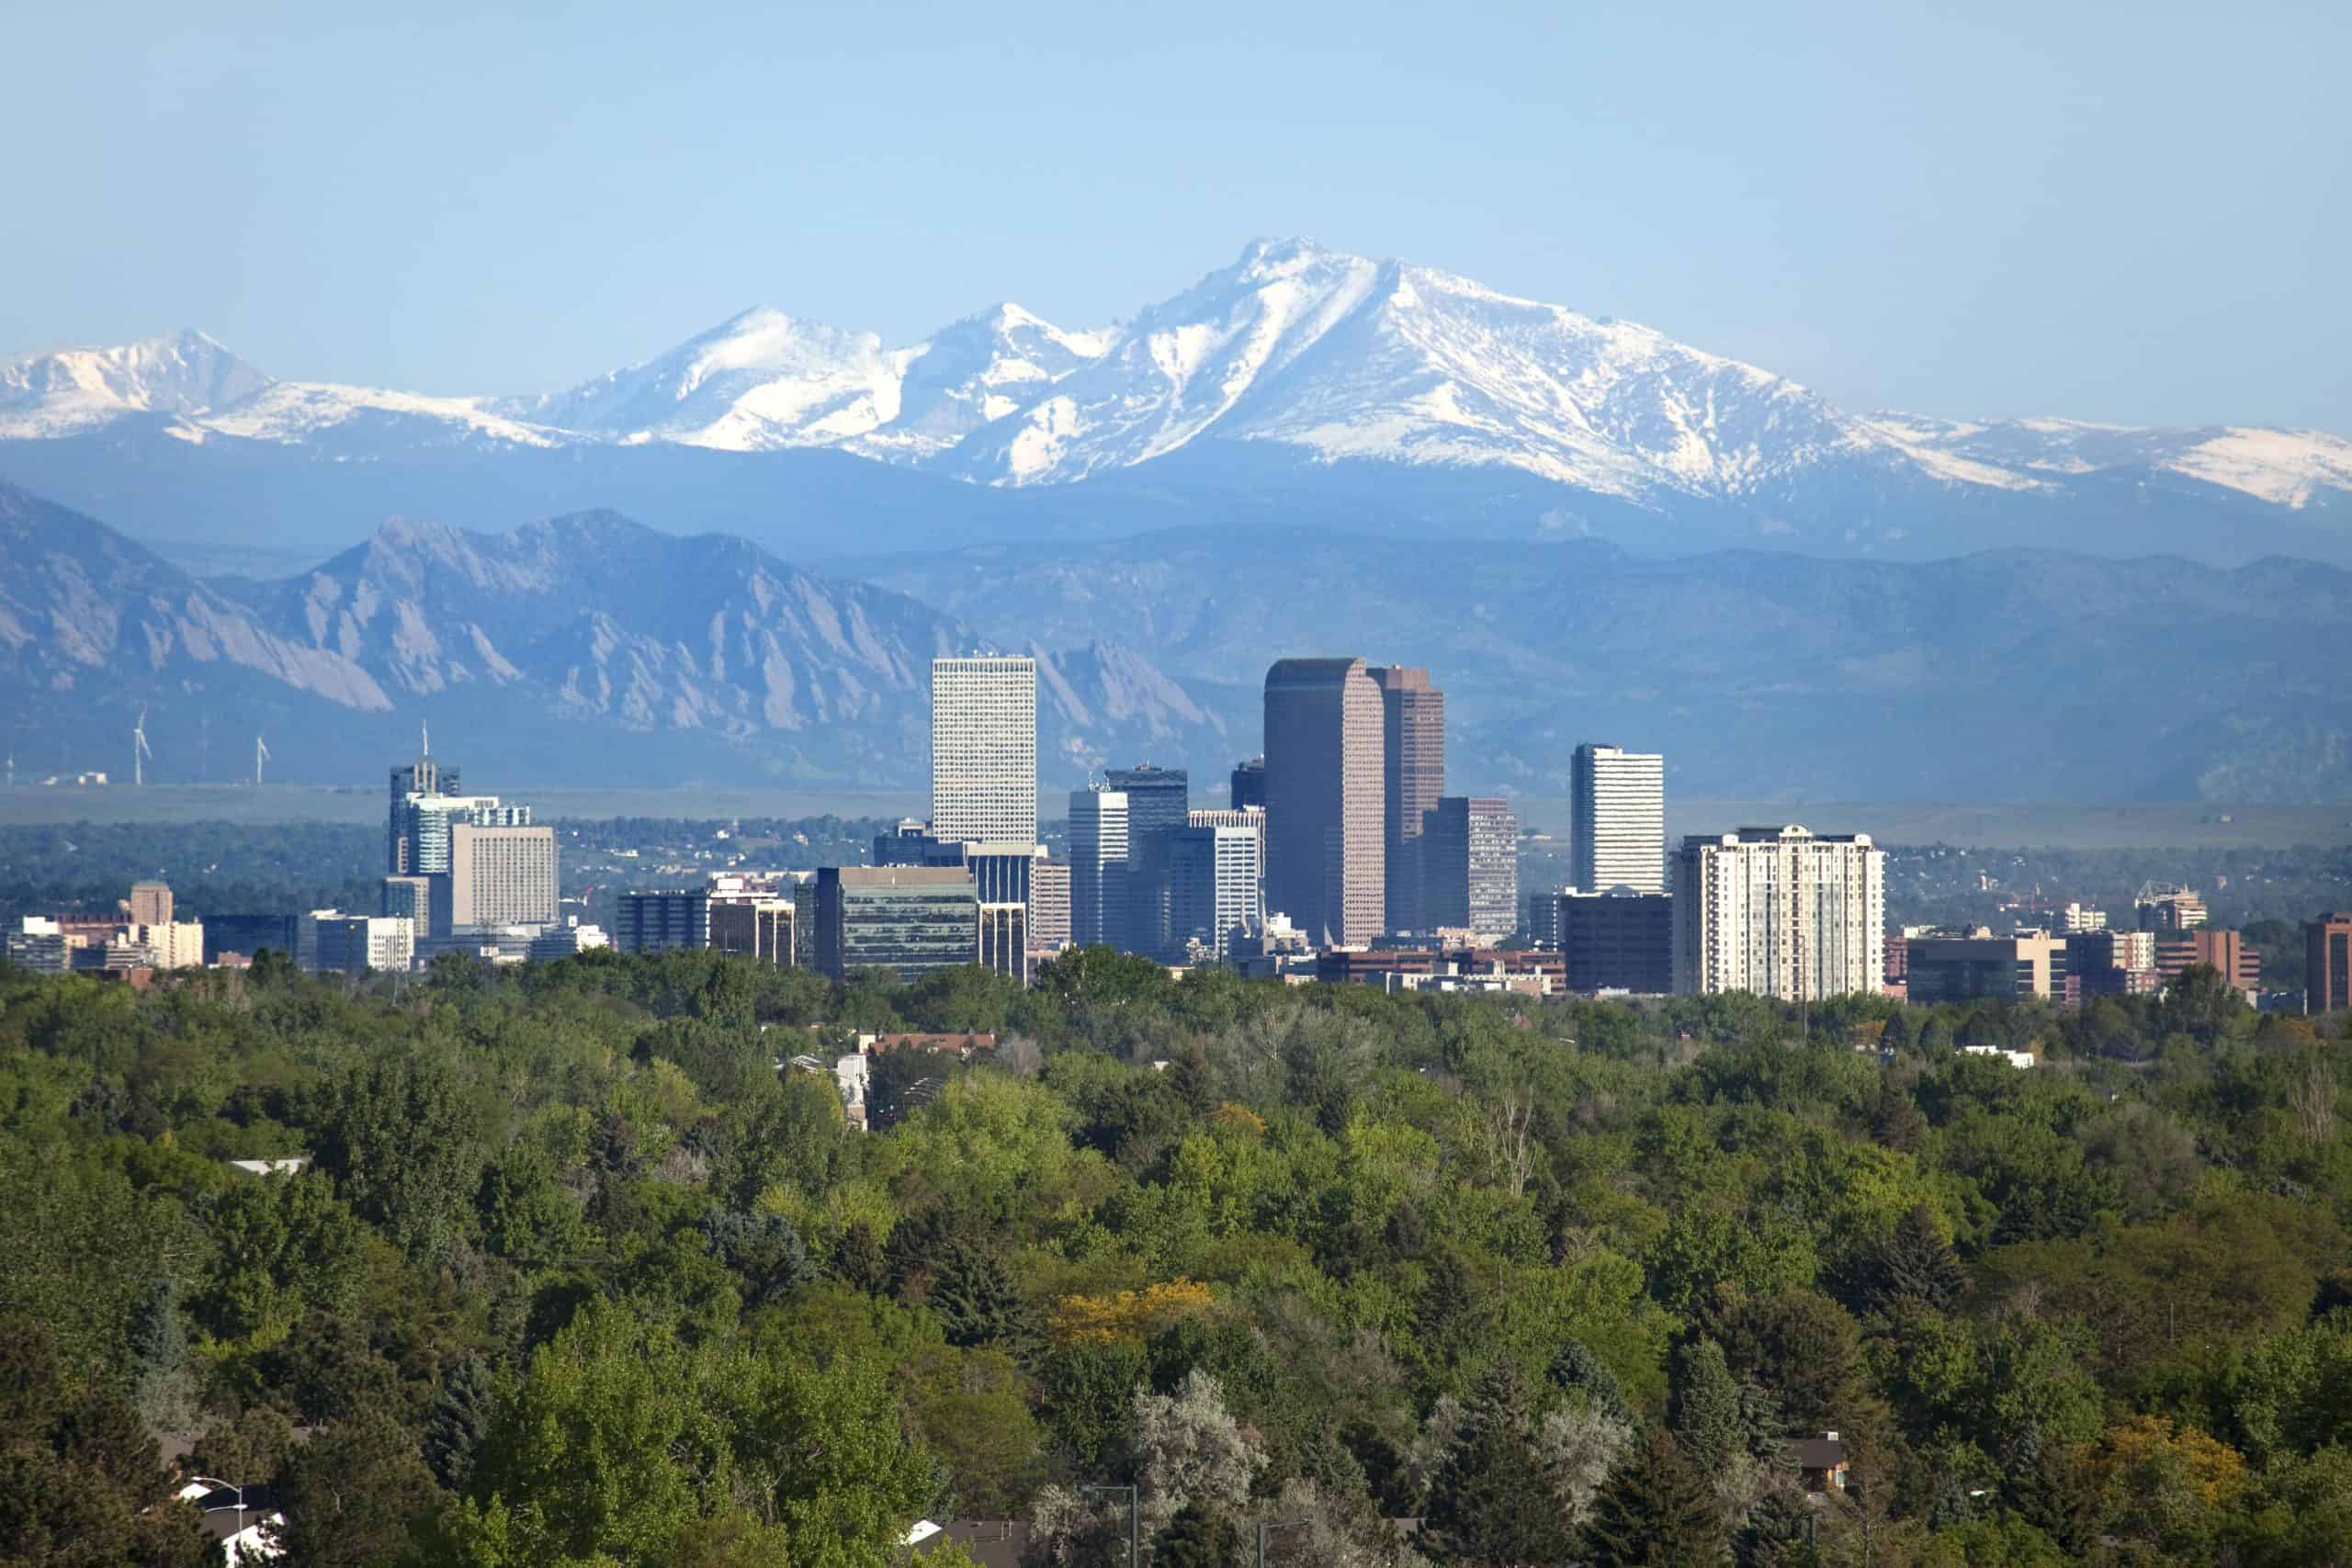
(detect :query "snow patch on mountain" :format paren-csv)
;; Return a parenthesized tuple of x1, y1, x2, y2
(1863, 415, 2352, 508)
(200, 382, 562, 447)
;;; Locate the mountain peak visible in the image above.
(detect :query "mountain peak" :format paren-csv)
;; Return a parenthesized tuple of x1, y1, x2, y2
(0, 327, 273, 436)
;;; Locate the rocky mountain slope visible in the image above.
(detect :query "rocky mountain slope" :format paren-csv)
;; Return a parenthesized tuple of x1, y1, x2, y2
(0, 483, 1227, 789)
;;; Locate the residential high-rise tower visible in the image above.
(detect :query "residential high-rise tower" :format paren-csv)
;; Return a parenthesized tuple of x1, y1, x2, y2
(930, 656, 1037, 847)
(1262, 658, 1385, 946)
(1670, 825, 1885, 1000)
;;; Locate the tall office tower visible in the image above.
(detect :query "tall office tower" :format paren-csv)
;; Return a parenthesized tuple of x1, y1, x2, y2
(1027, 856, 1072, 954)
(979, 903, 1030, 986)
(1524, 886, 1568, 949)
(710, 899, 795, 965)
(127, 881, 174, 927)
(1369, 667, 1445, 932)
(1670, 826, 1885, 1000)
(1068, 786, 1130, 951)
(931, 656, 1037, 847)
(816, 866, 978, 980)
(1169, 822, 1265, 960)
(791, 877, 818, 968)
(1571, 744, 1666, 894)
(1230, 757, 1267, 811)
(388, 734, 459, 873)
(1420, 796, 1519, 942)
(1263, 658, 1385, 946)
(435, 823, 558, 931)
(1108, 763, 1188, 956)
(2309, 913, 2352, 1016)
(616, 890, 712, 953)
(397, 795, 530, 877)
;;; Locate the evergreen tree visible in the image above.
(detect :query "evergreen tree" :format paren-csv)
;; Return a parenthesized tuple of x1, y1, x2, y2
(829, 1220, 889, 1293)
(1547, 1338, 1634, 1426)
(1153, 1498, 1237, 1568)
(1669, 1338, 1747, 1475)
(1871, 1205, 1968, 1314)
(1581, 1427, 1728, 1568)
(1733, 1486, 1819, 1568)
(1864, 1077, 1926, 1154)
(699, 1208, 816, 1308)
(130, 1274, 198, 1433)
(424, 1357, 498, 1492)
(1421, 1363, 1576, 1567)
(929, 1237, 1035, 1352)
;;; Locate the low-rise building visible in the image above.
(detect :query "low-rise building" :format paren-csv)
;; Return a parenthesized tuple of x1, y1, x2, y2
(1905, 930, 2067, 1003)
(1557, 889, 1673, 994)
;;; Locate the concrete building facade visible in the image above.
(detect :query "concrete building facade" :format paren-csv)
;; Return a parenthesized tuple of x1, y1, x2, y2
(1571, 744, 1666, 895)
(441, 823, 558, 931)
(1671, 826, 1886, 1000)
(1169, 820, 1265, 960)
(930, 656, 1037, 848)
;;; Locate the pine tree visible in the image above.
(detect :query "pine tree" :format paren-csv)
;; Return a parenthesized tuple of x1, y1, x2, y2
(424, 1357, 499, 1491)
(929, 1237, 1035, 1352)
(1580, 1427, 1729, 1568)
(1864, 1077, 1926, 1153)
(829, 1219, 889, 1293)
(1733, 1486, 1819, 1568)
(1871, 1205, 1968, 1314)
(1547, 1338, 1634, 1426)
(1421, 1363, 1577, 1567)
(1669, 1338, 1747, 1475)
(1153, 1498, 1237, 1568)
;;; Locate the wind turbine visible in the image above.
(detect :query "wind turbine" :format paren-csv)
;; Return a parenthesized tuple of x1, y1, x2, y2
(132, 705, 153, 787)
(254, 734, 271, 786)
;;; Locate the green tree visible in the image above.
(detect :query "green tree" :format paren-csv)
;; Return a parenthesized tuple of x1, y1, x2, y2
(1670, 1337, 1747, 1476)
(266, 1404, 441, 1568)
(308, 1050, 486, 1259)
(1580, 1427, 1727, 1568)
(1866, 1205, 1968, 1314)
(928, 1236, 1036, 1353)
(1421, 1363, 1576, 1567)
(1154, 1498, 1237, 1568)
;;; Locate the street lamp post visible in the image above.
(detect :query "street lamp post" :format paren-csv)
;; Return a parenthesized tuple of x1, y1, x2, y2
(1257, 1516, 1309, 1567)
(1081, 1483, 1138, 1568)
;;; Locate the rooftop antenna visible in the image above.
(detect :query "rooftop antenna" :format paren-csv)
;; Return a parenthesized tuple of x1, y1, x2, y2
(421, 717, 430, 759)
(132, 705, 153, 787)
(254, 734, 270, 786)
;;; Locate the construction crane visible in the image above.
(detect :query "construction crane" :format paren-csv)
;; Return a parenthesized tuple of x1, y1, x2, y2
(254, 734, 271, 786)
(132, 705, 153, 786)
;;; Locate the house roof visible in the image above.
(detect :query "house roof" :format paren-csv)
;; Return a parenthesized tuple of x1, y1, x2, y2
(914, 1520, 1031, 1568)
(1792, 1437, 1849, 1469)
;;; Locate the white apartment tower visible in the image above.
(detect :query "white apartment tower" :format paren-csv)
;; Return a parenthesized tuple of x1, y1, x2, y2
(1068, 785, 1130, 951)
(931, 657, 1038, 847)
(1572, 744, 1665, 894)
(1671, 825, 1886, 1000)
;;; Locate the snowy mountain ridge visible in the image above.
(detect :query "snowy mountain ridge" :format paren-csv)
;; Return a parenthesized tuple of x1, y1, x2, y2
(5, 240, 2346, 515)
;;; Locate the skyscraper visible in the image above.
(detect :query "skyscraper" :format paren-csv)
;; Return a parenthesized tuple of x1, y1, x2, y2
(931, 656, 1037, 847)
(439, 822, 558, 931)
(1571, 744, 1665, 894)
(1169, 821, 1265, 960)
(1107, 763, 1188, 957)
(816, 866, 978, 981)
(2309, 912, 2352, 1016)
(127, 881, 174, 927)
(1262, 658, 1385, 946)
(979, 903, 1030, 986)
(389, 730, 458, 874)
(1420, 796, 1519, 942)
(1670, 826, 1885, 1000)
(1068, 785, 1130, 951)
(1027, 856, 1072, 954)
(1370, 667, 1444, 933)
(1230, 757, 1267, 811)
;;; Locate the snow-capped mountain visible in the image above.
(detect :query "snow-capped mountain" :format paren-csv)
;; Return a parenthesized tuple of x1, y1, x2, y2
(1, 240, 2344, 565)
(0, 328, 271, 437)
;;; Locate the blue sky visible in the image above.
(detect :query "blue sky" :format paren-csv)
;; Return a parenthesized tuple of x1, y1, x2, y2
(5, 0, 2346, 429)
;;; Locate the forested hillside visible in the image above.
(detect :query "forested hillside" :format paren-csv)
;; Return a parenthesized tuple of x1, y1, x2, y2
(4, 950, 2351, 1565)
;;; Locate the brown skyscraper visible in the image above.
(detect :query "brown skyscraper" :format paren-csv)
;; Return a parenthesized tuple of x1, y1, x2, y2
(1263, 658, 1385, 945)
(2312, 912, 2352, 1016)
(1370, 666, 1444, 933)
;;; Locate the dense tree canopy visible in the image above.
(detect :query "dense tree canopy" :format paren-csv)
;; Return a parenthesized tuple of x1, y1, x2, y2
(1, 945, 2349, 1565)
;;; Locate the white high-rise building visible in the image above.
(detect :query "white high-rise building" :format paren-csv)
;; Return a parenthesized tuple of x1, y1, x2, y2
(1671, 826, 1885, 1000)
(1171, 811, 1267, 958)
(931, 657, 1037, 847)
(1069, 785, 1130, 951)
(1571, 744, 1665, 895)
